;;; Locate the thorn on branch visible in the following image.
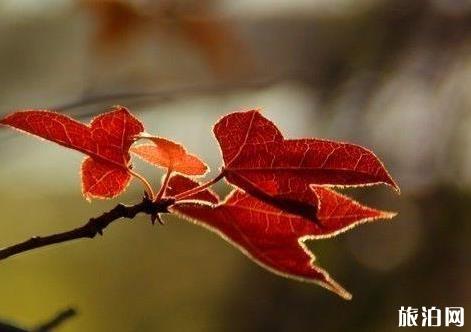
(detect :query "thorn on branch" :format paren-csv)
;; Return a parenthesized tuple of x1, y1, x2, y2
(150, 212, 157, 225)
(142, 196, 175, 216)
(151, 213, 165, 225)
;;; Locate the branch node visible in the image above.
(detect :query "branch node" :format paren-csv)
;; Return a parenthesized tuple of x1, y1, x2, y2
(87, 218, 101, 238)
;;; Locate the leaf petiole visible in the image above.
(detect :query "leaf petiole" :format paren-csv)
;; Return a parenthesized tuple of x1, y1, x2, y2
(174, 171, 225, 201)
(129, 169, 155, 200)
(155, 168, 173, 202)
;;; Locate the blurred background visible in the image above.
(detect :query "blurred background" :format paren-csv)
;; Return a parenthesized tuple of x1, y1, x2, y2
(0, 0, 470, 331)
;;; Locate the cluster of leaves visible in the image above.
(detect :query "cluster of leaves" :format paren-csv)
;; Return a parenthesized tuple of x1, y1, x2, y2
(1, 107, 398, 300)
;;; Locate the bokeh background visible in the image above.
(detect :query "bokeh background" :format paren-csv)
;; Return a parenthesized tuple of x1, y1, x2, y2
(0, 0, 470, 331)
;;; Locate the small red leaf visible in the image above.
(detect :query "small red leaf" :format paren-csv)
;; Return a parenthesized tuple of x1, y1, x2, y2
(81, 157, 132, 199)
(131, 137, 208, 176)
(214, 110, 399, 209)
(168, 175, 394, 299)
(1, 106, 144, 198)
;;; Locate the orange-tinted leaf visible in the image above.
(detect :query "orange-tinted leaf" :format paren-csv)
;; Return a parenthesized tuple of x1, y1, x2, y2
(1, 106, 144, 198)
(168, 175, 394, 299)
(131, 137, 207, 176)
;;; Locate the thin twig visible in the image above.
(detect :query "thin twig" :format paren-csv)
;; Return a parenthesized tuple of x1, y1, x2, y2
(174, 171, 225, 200)
(150, 169, 173, 225)
(155, 168, 172, 202)
(0, 196, 174, 261)
(0, 321, 28, 332)
(33, 308, 77, 332)
(129, 169, 155, 199)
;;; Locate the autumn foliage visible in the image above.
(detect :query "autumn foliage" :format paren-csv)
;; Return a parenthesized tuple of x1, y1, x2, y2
(1, 107, 143, 199)
(0, 107, 399, 300)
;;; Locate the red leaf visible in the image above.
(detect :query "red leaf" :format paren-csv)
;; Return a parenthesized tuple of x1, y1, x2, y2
(131, 137, 207, 176)
(167, 175, 394, 299)
(310, 186, 396, 232)
(81, 157, 131, 199)
(1, 106, 144, 199)
(213, 110, 399, 210)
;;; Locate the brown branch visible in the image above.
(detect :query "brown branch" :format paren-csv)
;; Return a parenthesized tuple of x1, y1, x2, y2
(0, 196, 175, 261)
(33, 308, 77, 332)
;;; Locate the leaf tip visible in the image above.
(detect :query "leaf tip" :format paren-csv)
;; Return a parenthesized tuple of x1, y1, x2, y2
(81, 184, 93, 203)
(380, 210, 398, 220)
(0, 115, 8, 124)
(385, 176, 401, 195)
(333, 285, 353, 301)
(393, 183, 401, 195)
(0, 110, 24, 126)
(110, 104, 129, 113)
(310, 268, 352, 300)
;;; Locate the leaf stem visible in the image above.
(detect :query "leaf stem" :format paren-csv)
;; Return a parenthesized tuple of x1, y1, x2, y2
(174, 171, 225, 201)
(155, 168, 173, 202)
(129, 169, 155, 199)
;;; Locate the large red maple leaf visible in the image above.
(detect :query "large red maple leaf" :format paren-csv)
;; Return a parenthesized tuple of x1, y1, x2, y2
(0, 106, 144, 199)
(213, 109, 399, 219)
(166, 174, 395, 300)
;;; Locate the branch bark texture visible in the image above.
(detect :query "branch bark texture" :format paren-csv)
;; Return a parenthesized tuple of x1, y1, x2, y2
(0, 196, 174, 261)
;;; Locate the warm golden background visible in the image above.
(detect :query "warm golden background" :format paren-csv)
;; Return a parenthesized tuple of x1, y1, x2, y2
(0, 0, 470, 331)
